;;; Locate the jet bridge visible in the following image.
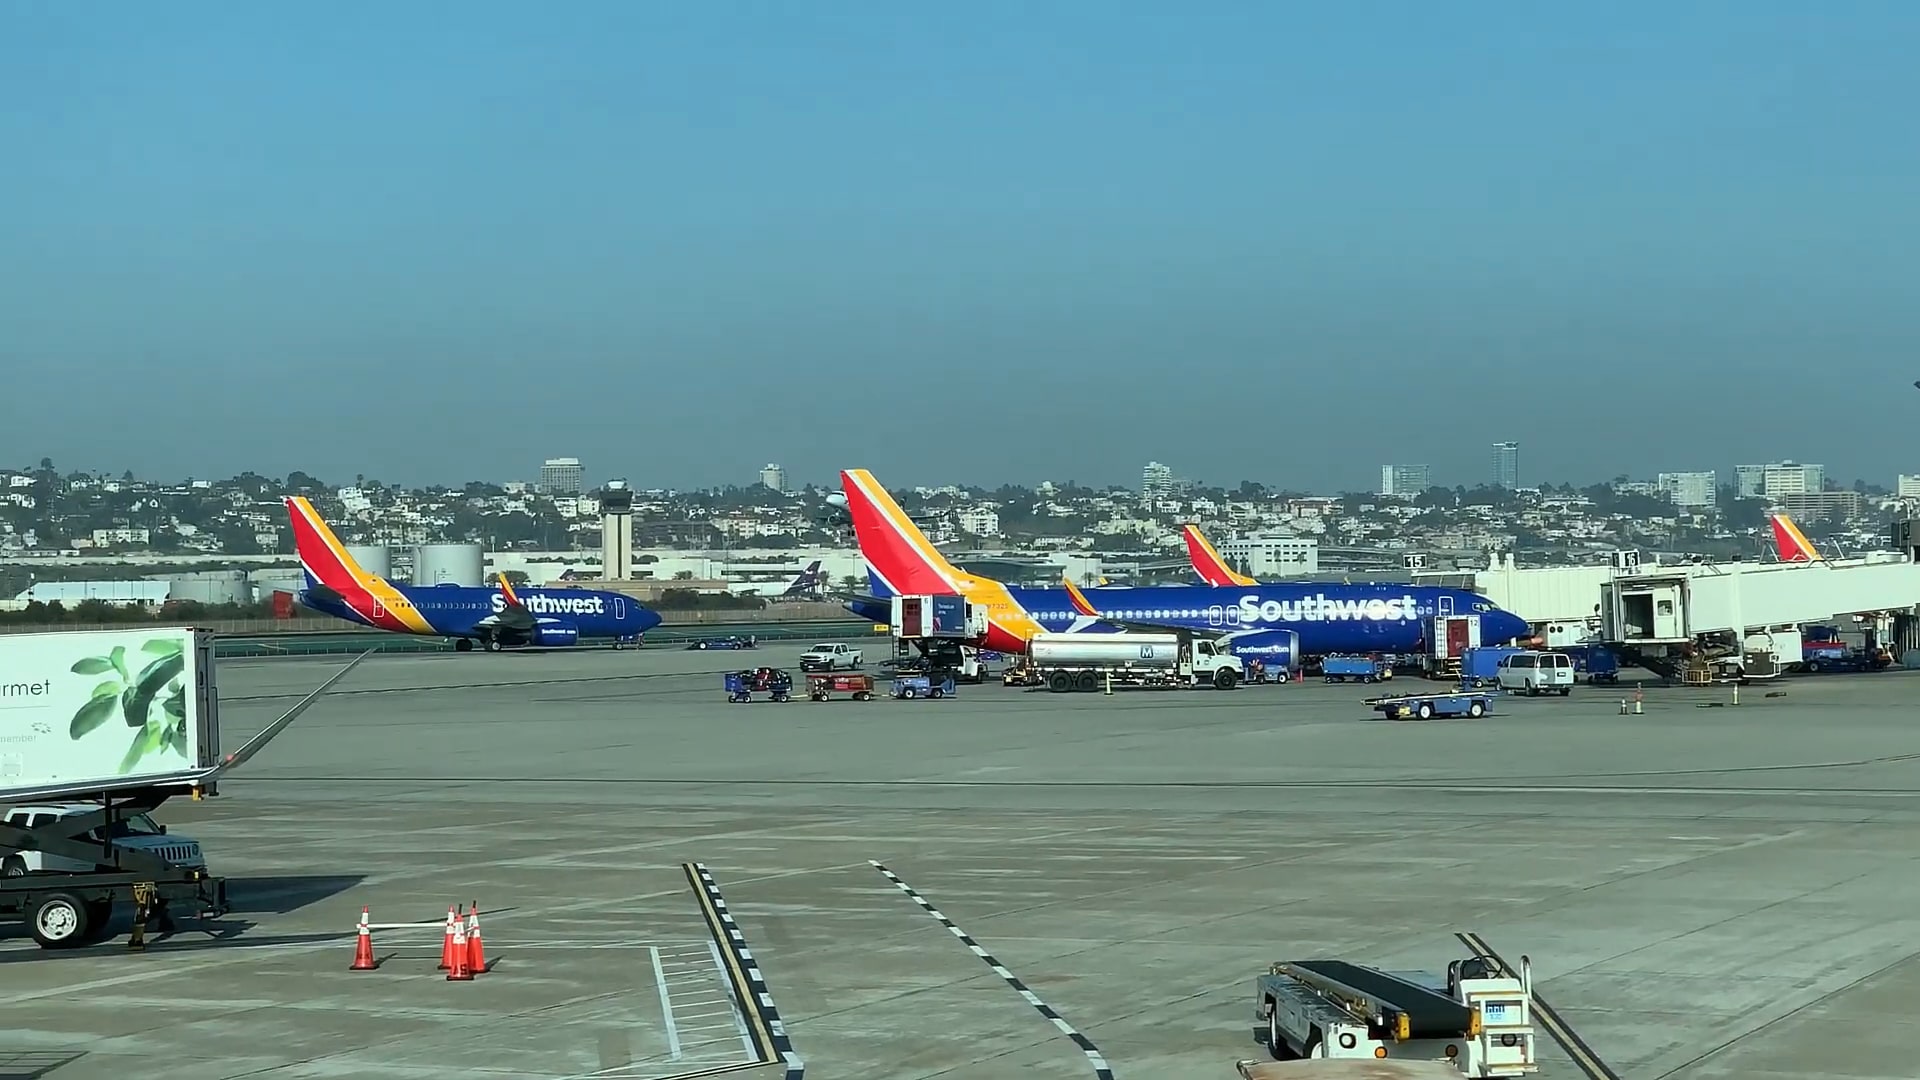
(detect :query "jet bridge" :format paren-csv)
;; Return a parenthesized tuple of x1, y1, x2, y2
(1601, 554, 1920, 647)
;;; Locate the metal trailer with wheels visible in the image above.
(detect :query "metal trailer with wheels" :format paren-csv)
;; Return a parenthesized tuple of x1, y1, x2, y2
(1251, 957, 1538, 1077)
(891, 673, 957, 699)
(807, 672, 876, 702)
(1368, 689, 1496, 721)
(723, 668, 793, 703)
(0, 797, 229, 950)
(1322, 656, 1392, 684)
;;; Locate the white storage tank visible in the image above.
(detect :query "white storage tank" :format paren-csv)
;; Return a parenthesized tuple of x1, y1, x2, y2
(413, 543, 485, 587)
(345, 544, 391, 579)
(250, 567, 306, 595)
(163, 569, 252, 606)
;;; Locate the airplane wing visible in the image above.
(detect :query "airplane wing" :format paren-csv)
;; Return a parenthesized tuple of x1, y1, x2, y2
(0, 650, 370, 805)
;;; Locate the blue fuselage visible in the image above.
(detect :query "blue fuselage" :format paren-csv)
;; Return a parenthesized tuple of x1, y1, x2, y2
(847, 581, 1530, 656)
(299, 581, 662, 646)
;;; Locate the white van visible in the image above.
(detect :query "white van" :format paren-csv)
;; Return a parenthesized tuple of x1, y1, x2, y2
(1496, 651, 1574, 696)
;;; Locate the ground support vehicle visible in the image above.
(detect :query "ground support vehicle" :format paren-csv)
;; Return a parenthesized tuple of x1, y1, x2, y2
(1251, 956, 1537, 1077)
(799, 642, 864, 672)
(724, 668, 794, 702)
(1244, 658, 1293, 685)
(1027, 631, 1243, 693)
(891, 673, 957, 699)
(1323, 656, 1392, 683)
(0, 796, 229, 949)
(806, 672, 876, 701)
(1368, 689, 1496, 721)
(2, 631, 368, 950)
(687, 635, 757, 651)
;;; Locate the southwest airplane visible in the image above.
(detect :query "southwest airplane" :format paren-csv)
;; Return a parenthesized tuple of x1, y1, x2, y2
(285, 497, 662, 651)
(836, 469, 1531, 659)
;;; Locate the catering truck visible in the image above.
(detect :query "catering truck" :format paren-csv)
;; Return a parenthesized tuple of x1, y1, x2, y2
(0, 627, 366, 949)
(1024, 631, 1244, 692)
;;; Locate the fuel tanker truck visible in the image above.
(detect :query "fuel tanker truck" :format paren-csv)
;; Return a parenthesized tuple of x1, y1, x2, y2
(1019, 630, 1245, 693)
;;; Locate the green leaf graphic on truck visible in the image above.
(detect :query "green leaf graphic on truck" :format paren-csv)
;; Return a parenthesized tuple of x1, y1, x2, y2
(68, 636, 190, 773)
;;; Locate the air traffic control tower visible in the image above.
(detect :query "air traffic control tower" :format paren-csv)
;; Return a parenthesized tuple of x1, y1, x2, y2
(599, 479, 634, 581)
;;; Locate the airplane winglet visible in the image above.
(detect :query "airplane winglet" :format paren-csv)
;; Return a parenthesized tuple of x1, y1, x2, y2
(497, 572, 523, 606)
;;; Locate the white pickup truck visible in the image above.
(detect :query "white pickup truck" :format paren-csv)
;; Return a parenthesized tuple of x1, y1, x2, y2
(2, 803, 207, 877)
(799, 642, 863, 672)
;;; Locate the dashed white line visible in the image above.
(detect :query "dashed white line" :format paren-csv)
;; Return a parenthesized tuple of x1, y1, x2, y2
(648, 945, 682, 1061)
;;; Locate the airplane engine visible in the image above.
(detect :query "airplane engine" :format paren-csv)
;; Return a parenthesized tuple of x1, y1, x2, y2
(531, 622, 581, 647)
(1223, 629, 1300, 671)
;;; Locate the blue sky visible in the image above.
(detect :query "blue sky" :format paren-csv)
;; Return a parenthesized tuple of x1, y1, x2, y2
(3, 2, 1916, 492)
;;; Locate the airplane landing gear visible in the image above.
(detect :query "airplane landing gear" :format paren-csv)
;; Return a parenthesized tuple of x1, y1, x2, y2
(454, 638, 474, 653)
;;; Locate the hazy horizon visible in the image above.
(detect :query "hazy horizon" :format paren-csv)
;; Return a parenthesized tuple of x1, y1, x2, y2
(4, 3, 1916, 491)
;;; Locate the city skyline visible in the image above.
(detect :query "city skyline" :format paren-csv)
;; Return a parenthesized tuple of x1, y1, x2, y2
(4, 451, 1904, 501)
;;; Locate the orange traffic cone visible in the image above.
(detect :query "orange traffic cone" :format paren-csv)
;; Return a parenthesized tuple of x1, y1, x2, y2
(465, 902, 486, 974)
(445, 914, 473, 981)
(350, 907, 378, 971)
(437, 906, 457, 970)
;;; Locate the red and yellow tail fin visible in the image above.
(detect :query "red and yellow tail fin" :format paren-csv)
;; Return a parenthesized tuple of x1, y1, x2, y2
(285, 496, 379, 591)
(1183, 524, 1258, 586)
(1062, 575, 1101, 617)
(497, 572, 523, 606)
(1769, 513, 1823, 563)
(839, 469, 969, 595)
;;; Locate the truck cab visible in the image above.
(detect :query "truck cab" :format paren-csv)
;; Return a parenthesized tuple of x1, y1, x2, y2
(1190, 638, 1245, 688)
(1, 804, 207, 877)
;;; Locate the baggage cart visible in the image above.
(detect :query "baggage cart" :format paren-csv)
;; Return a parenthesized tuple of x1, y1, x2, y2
(723, 668, 793, 703)
(807, 672, 876, 702)
(1368, 689, 1495, 721)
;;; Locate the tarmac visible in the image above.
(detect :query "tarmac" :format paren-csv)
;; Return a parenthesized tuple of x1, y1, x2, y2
(5, 645, 1920, 1080)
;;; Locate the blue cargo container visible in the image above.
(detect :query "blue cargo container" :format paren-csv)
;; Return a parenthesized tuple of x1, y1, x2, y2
(1322, 655, 1389, 683)
(931, 594, 969, 637)
(1556, 644, 1620, 684)
(1460, 645, 1526, 687)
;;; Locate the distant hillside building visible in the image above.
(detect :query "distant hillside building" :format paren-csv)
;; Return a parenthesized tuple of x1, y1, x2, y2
(1490, 442, 1519, 489)
(1657, 471, 1717, 509)
(1779, 490, 1864, 523)
(1379, 464, 1431, 497)
(541, 457, 584, 495)
(759, 464, 787, 493)
(1736, 461, 1824, 500)
(1141, 461, 1175, 501)
(1218, 534, 1320, 578)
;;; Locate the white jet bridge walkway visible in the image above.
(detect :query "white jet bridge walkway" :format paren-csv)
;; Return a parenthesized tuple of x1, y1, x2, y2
(1601, 554, 1920, 645)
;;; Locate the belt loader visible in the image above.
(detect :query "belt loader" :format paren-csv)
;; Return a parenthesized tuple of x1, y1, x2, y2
(1251, 956, 1537, 1078)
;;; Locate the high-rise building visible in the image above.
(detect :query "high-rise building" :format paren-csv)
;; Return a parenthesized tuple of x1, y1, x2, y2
(759, 463, 787, 493)
(1657, 471, 1717, 509)
(1379, 464, 1431, 497)
(1736, 461, 1825, 500)
(1490, 442, 1519, 489)
(1897, 475, 1920, 499)
(1141, 461, 1175, 501)
(540, 457, 584, 495)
